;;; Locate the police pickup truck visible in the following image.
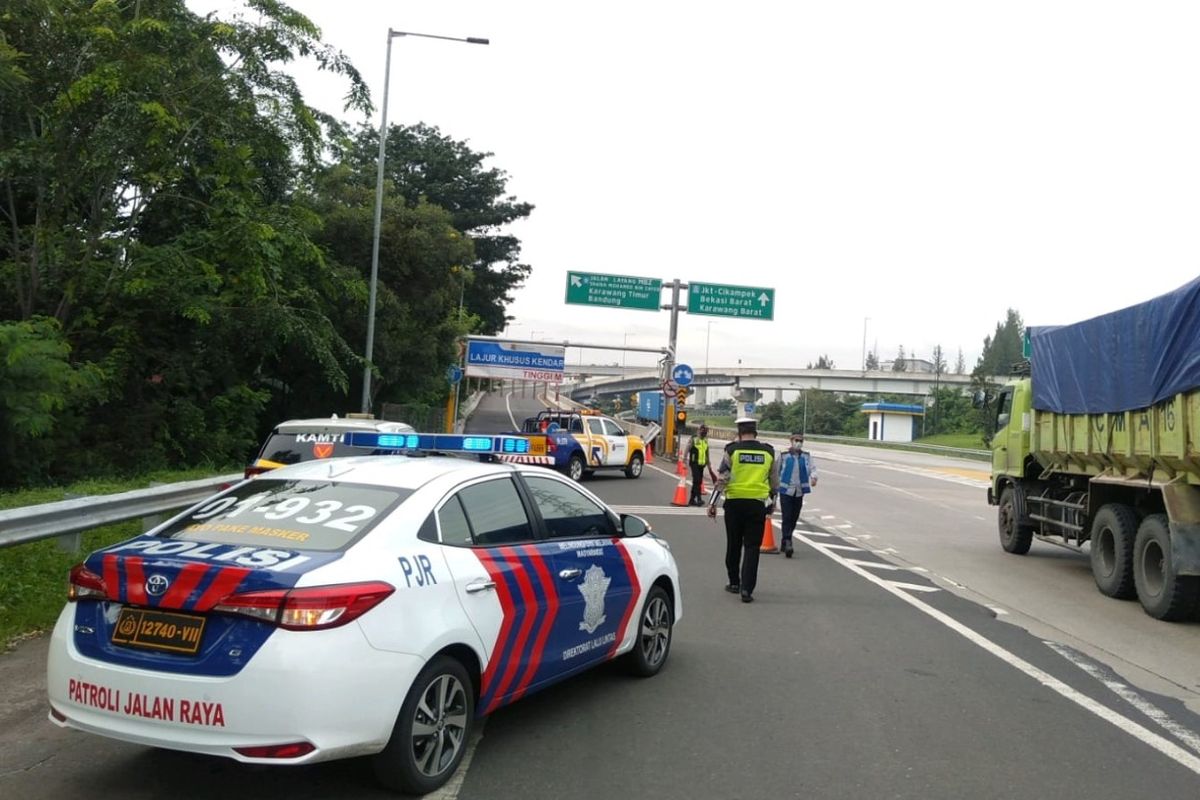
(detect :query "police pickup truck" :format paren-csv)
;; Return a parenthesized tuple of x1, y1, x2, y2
(501, 410, 647, 482)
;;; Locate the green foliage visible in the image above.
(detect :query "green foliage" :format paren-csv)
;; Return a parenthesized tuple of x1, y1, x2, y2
(865, 349, 880, 370)
(807, 354, 835, 369)
(756, 390, 867, 436)
(0, 2, 531, 488)
(345, 123, 534, 334)
(971, 308, 1024, 439)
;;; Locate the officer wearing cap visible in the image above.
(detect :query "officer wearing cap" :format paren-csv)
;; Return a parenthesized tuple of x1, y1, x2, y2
(707, 416, 780, 603)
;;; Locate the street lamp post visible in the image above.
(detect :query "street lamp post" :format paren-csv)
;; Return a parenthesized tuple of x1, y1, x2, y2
(360, 28, 489, 414)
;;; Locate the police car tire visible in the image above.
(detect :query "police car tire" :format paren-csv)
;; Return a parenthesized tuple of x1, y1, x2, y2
(625, 585, 673, 677)
(372, 655, 475, 795)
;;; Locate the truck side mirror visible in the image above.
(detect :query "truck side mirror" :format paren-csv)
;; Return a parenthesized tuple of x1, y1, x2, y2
(972, 390, 988, 409)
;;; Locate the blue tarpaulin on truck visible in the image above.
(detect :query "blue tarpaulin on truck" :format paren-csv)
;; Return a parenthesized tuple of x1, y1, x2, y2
(1029, 275, 1200, 413)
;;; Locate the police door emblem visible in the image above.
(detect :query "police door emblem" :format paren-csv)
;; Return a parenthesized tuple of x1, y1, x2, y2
(577, 565, 611, 634)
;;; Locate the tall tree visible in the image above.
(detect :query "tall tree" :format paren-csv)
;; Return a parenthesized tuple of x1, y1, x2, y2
(954, 347, 966, 374)
(0, 0, 369, 482)
(892, 345, 908, 371)
(971, 309, 1024, 441)
(807, 354, 835, 369)
(344, 123, 533, 334)
(865, 349, 880, 370)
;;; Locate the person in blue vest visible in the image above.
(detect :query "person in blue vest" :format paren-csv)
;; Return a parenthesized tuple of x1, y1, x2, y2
(685, 424, 716, 506)
(777, 431, 818, 558)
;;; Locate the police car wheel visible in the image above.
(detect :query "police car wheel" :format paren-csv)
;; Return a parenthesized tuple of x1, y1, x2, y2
(373, 655, 475, 795)
(625, 585, 672, 677)
(624, 453, 644, 479)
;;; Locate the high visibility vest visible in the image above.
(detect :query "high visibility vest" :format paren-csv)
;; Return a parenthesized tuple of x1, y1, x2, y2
(691, 437, 709, 467)
(724, 441, 774, 500)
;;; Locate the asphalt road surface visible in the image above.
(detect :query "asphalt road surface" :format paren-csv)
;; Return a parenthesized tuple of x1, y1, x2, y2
(2, 392, 1198, 799)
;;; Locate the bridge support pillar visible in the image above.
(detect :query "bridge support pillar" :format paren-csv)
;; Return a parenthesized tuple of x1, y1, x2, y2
(695, 386, 708, 406)
(774, 388, 783, 403)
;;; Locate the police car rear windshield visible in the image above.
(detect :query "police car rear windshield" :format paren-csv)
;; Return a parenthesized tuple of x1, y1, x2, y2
(256, 432, 371, 465)
(157, 480, 410, 552)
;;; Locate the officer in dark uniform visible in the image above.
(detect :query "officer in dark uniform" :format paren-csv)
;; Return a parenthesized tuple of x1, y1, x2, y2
(707, 416, 779, 603)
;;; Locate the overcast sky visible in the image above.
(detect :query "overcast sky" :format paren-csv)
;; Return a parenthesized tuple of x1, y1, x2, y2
(200, 1, 1200, 375)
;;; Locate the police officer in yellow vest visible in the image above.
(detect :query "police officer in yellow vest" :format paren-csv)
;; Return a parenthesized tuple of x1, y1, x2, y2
(707, 416, 779, 603)
(686, 424, 716, 506)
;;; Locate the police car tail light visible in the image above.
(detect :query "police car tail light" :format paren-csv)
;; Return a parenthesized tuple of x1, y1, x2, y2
(67, 563, 109, 602)
(213, 582, 395, 630)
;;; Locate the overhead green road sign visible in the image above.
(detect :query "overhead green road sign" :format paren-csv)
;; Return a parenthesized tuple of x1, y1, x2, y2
(565, 271, 662, 311)
(687, 281, 775, 320)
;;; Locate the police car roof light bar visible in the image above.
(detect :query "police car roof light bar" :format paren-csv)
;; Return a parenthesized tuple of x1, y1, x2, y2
(345, 432, 533, 455)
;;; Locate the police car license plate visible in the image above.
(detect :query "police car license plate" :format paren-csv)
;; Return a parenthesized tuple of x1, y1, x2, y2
(112, 608, 206, 655)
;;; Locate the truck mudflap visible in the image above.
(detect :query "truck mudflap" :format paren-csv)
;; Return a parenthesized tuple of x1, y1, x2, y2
(1169, 521, 1200, 576)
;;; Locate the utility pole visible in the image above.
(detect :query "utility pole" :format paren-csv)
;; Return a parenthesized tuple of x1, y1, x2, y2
(662, 279, 683, 458)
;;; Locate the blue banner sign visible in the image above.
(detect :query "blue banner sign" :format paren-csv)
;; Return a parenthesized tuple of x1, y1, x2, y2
(465, 340, 566, 383)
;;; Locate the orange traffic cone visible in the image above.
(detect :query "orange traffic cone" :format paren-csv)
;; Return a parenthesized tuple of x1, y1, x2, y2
(676, 456, 687, 477)
(646, 442, 654, 465)
(760, 515, 779, 553)
(671, 476, 689, 507)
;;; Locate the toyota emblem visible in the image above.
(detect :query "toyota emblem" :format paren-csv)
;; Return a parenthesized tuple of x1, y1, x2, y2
(146, 574, 170, 597)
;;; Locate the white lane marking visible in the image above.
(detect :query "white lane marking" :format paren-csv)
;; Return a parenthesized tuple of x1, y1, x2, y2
(1045, 642, 1200, 757)
(987, 606, 1009, 616)
(795, 529, 1200, 778)
(886, 581, 941, 593)
(798, 529, 832, 537)
(843, 559, 901, 571)
(427, 725, 485, 800)
(820, 515, 837, 520)
(815, 543, 862, 552)
(504, 392, 519, 430)
(835, 523, 854, 529)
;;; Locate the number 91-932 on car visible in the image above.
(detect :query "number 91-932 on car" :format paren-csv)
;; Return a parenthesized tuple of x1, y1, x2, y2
(46, 433, 682, 796)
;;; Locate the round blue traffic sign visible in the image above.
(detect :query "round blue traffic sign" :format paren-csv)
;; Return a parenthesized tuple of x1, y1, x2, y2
(446, 365, 464, 384)
(672, 363, 694, 387)
(743, 402, 755, 414)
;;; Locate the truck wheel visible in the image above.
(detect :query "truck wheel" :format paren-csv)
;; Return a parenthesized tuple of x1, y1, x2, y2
(566, 454, 585, 482)
(998, 486, 1033, 554)
(624, 453, 644, 479)
(1089, 504, 1138, 599)
(1133, 514, 1200, 621)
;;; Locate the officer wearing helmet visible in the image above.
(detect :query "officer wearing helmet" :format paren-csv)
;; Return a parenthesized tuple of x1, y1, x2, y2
(707, 416, 779, 603)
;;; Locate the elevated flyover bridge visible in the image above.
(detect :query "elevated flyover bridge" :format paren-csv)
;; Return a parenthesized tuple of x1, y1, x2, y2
(565, 367, 998, 404)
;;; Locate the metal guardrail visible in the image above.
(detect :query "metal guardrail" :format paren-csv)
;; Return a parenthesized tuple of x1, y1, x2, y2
(0, 473, 242, 550)
(695, 425, 990, 461)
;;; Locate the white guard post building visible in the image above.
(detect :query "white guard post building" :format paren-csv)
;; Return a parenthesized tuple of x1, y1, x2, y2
(861, 402, 925, 443)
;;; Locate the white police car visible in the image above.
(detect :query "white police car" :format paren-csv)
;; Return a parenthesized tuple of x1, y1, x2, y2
(46, 433, 681, 796)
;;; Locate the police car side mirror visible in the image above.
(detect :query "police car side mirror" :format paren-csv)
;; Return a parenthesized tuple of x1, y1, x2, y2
(620, 514, 651, 538)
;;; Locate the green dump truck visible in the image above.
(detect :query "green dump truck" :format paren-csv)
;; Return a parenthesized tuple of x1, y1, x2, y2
(987, 279, 1200, 621)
